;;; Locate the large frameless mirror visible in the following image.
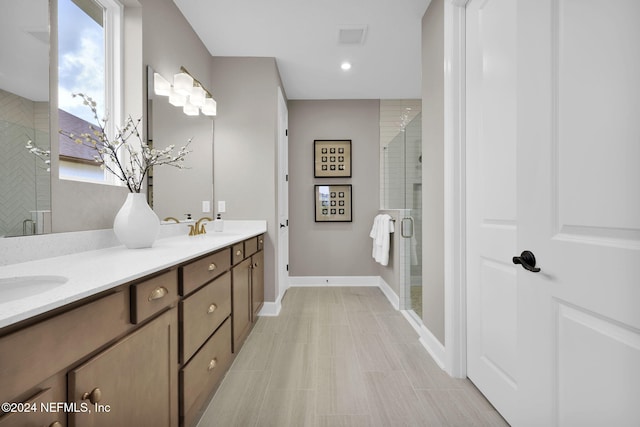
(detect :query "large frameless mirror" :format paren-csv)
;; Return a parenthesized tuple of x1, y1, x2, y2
(0, 0, 52, 237)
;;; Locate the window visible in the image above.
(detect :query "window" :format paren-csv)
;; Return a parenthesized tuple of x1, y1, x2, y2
(58, 0, 123, 184)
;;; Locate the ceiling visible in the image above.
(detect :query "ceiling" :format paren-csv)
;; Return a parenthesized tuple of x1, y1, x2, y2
(172, 0, 429, 100)
(0, 0, 49, 102)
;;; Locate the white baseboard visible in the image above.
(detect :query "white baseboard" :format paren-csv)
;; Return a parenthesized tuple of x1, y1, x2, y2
(377, 277, 400, 310)
(288, 276, 380, 287)
(400, 310, 446, 370)
(258, 293, 282, 316)
(258, 301, 281, 316)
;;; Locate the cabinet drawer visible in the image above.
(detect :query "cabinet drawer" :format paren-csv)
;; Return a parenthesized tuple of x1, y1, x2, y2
(130, 270, 178, 324)
(244, 237, 258, 257)
(0, 291, 129, 405)
(257, 234, 264, 251)
(232, 243, 244, 265)
(181, 249, 231, 296)
(0, 382, 66, 427)
(181, 272, 231, 363)
(181, 319, 232, 427)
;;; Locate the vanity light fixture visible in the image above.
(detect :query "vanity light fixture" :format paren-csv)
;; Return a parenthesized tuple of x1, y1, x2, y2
(183, 101, 199, 116)
(173, 71, 194, 96)
(168, 89, 187, 107)
(189, 85, 206, 107)
(155, 67, 217, 116)
(153, 73, 171, 96)
(201, 97, 217, 116)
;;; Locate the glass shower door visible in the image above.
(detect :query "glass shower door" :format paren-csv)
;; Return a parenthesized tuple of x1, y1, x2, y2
(383, 114, 422, 318)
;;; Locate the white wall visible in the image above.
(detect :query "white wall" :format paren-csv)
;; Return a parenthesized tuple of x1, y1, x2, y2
(422, 0, 445, 345)
(288, 100, 380, 277)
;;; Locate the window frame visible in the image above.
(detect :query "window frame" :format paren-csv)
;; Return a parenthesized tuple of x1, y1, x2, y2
(58, 0, 125, 187)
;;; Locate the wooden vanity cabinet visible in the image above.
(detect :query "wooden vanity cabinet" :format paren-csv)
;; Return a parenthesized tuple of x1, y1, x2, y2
(0, 290, 131, 408)
(180, 272, 231, 363)
(68, 308, 178, 427)
(180, 318, 232, 427)
(251, 250, 265, 318)
(0, 373, 67, 427)
(0, 233, 264, 427)
(231, 257, 252, 352)
(180, 248, 230, 296)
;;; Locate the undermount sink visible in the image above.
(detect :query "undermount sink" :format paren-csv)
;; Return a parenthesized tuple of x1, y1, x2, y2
(0, 275, 68, 302)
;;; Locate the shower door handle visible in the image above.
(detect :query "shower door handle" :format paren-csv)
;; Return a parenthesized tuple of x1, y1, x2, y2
(401, 217, 414, 238)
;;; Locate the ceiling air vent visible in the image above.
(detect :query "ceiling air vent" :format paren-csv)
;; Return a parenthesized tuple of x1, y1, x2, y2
(338, 26, 367, 45)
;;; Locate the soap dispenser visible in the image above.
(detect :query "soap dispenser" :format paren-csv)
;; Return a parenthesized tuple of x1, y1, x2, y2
(213, 213, 224, 232)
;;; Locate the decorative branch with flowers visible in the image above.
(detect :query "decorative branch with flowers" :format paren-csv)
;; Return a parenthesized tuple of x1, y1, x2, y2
(25, 139, 51, 172)
(59, 93, 191, 193)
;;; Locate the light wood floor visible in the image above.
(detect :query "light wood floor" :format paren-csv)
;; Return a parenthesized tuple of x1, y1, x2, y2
(197, 287, 509, 427)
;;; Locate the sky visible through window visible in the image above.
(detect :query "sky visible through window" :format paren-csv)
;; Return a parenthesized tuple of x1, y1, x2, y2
(58, 0, 105, 124)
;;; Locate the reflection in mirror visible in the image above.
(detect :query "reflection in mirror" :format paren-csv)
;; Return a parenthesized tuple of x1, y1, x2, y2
(146, 66, 214, 222)
(0, 0, 51, 237)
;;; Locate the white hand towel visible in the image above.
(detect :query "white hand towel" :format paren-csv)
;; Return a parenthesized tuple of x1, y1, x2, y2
(370, 214, 394, 266)
(370, 214, 381, 260)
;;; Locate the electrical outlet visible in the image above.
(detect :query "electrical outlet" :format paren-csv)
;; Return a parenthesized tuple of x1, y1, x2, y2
(218, 201, 226, 213)
(202, 201, 210, 213)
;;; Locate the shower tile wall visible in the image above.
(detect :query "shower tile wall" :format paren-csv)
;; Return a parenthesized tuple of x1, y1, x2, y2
(379, 100, 421, 209)
(0, 89, 50, 237)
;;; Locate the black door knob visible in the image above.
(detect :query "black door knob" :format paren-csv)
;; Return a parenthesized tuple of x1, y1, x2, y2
(512, 250, 541, 273)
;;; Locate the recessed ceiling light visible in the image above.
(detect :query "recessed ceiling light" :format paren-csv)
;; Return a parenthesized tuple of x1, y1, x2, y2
(341, 62, 352, 71)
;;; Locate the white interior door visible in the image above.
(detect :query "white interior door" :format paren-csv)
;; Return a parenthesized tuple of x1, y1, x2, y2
(277, 87, 289, 301)
(466, 0, 519, 423)
(517, 0, 640, 425)
(466, 0, 640, 426)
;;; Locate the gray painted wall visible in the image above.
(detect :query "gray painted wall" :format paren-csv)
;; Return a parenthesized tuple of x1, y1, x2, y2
(288, 100, 380, 277)
(421, 0, 445, 345)
(210, 57, 282, 302)
(142, 0, 214, 222)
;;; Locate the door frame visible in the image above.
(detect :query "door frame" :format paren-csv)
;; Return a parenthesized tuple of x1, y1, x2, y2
(276, 86, 290, 304)
(443, 0, 469, 379)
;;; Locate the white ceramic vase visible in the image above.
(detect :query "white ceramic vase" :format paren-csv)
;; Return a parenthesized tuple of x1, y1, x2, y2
(113, 193, 160, 249)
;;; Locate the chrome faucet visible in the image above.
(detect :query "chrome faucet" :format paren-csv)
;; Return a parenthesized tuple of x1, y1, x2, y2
(189, 217, 212, 236)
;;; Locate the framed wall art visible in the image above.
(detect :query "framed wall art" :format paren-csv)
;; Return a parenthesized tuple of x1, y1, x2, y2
(314, 140, 351, 178)
(314, 184, 352, 222)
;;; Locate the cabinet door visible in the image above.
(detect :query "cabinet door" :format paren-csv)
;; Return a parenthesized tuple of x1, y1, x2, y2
(231, 258, 252, 352)
(68, 309, 178, 427)
(251, 250, 264, 319)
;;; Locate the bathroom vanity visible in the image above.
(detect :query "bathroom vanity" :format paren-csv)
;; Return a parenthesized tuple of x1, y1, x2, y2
(0, 223, 266, 427)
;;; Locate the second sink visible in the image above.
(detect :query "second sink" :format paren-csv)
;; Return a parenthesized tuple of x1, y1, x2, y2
(0, 275, 68, 302)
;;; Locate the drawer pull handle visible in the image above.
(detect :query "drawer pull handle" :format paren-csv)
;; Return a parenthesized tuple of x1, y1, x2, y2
(81, 387, 102, 404)
(208, 263, 217, 271)
(207, 304, 217, 314)
(49, 422, 62, 427)
(148, 286, 168, 301)
(259, 239, 263, 244)
(208, 358, 217, 371)
(236, 250, 242, 257)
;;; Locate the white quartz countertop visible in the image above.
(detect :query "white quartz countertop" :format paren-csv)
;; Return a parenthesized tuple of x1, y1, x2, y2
(0, 221, 266, 330)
